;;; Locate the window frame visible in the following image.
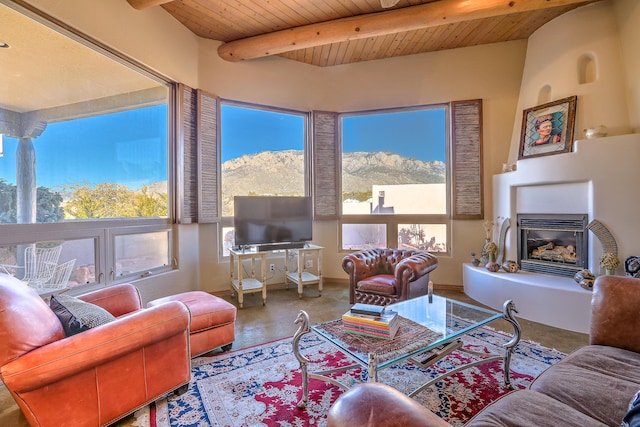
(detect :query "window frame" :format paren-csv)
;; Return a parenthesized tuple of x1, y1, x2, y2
(338, 103, 452, 255)
(0, 1, 177, 291)
(218, 99, 311, 258)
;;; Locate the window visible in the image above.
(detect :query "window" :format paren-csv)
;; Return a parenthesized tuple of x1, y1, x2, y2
(340, 106, 449, 252)
(219, 102, 308, 255)
(0, 3, 174, 292)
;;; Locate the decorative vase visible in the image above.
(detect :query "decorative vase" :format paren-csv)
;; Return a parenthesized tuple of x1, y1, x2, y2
(481, 239, 498, 266)
(486, 253, 500, 272)
(501, 260, 519, 273)
(585, 125, 608, 139)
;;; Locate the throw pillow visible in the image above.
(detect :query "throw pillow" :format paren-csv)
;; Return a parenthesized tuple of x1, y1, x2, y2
(50, 294, 116, 336)
(622, 390, 640, 427)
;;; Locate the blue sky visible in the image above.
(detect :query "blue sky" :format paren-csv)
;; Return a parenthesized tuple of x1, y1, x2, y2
(221, 104, 446, 163)
(342, 108, 446, 162)
(1, 104, 445, 189)
(221, 105, 305, 162)
(0, 105, 167, 189)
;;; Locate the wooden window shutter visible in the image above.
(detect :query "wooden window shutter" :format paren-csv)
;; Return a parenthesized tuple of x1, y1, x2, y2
(451, 99, 484, 219)
(177, 84, 197, 223)
(197, 90, 219, 223)
(312, 111, 340, 219)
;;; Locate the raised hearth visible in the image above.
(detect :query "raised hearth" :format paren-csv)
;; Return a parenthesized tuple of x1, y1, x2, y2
(463, 264, 591, 333)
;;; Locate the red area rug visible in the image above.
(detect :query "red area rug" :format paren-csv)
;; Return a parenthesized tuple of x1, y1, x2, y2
(131, 326, 565, 427)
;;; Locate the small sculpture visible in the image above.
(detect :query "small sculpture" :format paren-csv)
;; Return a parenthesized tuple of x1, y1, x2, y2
(624, 256, 640, 278)
(502, 260, 519, 273)
(471, 252, 480, 266)
(574, 269, 595, 291)
(485, 260, 500, 272)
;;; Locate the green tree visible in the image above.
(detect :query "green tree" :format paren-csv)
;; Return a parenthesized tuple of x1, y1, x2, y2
(37, 186, 64, 222)
(134, 187, 167, 217)
(0, 179, 15, 223)
(65, 182, 137, 219)
(342, 190, 372, 202)
(0, 179, 63, 223)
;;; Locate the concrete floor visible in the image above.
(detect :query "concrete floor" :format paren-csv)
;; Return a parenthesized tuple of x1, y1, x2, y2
(0, 281, 590, 426)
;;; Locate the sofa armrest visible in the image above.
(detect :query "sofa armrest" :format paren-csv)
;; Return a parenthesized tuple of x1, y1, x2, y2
(78, 283, 142, 317)
(590, 275, 640, 352)
(327, 383, 451, 427)
(395, 252, 438, 284)
(1, 300, 190, 393)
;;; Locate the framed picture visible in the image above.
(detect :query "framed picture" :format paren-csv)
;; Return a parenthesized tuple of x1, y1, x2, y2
(518, 96, 577, 160)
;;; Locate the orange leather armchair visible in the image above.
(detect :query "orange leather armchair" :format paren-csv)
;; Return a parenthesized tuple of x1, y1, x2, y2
(342, 248, 438, 305)
(0, 273, 191, 427)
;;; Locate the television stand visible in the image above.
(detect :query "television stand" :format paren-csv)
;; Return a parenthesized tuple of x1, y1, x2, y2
(284, 244, 323, 299)
(229, 248, 267, 309)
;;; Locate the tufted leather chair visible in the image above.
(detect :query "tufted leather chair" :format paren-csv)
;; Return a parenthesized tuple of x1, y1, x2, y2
(0, 273, 191, 427)
(342, 248, 438, 305)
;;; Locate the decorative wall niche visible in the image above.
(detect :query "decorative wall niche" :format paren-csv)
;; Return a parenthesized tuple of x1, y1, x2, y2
(578, 53, 597, 84)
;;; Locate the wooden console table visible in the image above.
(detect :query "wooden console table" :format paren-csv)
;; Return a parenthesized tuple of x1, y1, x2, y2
(229, 248, 267, 308)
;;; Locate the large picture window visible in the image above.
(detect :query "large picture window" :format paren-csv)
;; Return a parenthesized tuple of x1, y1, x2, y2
(340, 106, 449, 252)
(0, 2, 173, 293)
(219, 102, 308, 255)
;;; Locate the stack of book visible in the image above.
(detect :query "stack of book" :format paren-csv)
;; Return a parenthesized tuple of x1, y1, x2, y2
(342, 303, 400, 340)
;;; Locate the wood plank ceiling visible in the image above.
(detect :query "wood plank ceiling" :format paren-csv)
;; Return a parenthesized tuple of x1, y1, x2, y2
(127, 0, 600, 67)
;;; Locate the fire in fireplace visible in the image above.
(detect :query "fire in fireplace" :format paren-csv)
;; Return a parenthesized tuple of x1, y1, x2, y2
(517, 214, 589, 277)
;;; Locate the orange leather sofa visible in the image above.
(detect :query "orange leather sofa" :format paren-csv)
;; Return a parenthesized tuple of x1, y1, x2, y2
(342, 248, 438, 305)
(0, 273, 191, 427)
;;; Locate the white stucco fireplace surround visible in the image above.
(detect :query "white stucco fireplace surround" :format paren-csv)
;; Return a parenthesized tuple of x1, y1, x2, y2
(465, 134, 640, 334)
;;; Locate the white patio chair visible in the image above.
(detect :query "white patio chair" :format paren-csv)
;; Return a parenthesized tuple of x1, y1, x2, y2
(0, 244, 62, 288)
(30, 259, 77, 294)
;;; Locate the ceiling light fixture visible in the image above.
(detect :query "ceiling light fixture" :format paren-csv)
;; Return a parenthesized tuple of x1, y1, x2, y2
(0, 42, 10, 48)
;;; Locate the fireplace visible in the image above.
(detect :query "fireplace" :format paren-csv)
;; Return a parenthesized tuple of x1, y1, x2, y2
(517, 214, 588, 278)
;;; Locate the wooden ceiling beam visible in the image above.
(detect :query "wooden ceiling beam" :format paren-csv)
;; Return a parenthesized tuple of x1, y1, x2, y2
(126, 0, 173, 10)
(218, 0, 595, 62)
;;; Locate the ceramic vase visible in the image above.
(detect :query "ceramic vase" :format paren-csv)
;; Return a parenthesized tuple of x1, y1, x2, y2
(480, 239, 492, 265)
(485, 253, 500, 272)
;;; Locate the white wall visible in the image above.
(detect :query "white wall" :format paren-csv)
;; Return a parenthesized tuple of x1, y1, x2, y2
(507, 0, 634, 163)
(613, 0, 640, 132)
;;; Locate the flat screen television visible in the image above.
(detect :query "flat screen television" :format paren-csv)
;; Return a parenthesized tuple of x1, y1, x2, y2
(234, 196, 313, 250)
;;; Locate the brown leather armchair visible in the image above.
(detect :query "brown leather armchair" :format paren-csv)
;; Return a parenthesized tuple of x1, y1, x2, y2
(342, 248, 438, 305)
(0, 273, 191, 427)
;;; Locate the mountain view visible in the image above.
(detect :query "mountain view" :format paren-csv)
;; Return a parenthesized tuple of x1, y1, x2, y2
(221, 149, 446, 215)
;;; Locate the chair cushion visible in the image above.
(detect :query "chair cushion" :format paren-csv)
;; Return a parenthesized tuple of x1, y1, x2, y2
(356, 274, 396, 295)
(148, 291, 236, 333)
(50, 294, 116, 336)
(530, 345, 640, 426)
(467, 390, 608, 427)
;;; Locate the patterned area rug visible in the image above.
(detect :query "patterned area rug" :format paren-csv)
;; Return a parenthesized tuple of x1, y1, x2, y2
(132, 326, 565, 427)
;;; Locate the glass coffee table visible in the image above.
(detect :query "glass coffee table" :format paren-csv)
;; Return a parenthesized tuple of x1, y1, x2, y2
(292, 294, 521, 409)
